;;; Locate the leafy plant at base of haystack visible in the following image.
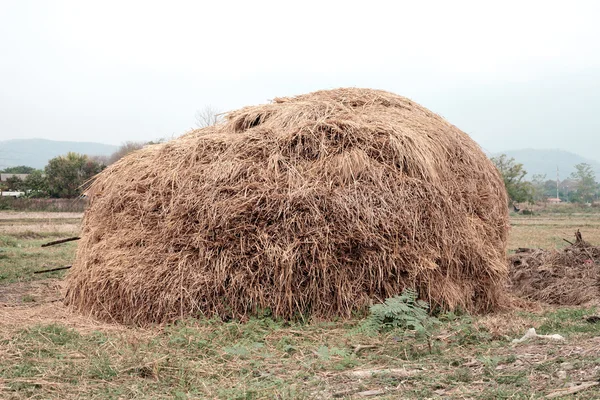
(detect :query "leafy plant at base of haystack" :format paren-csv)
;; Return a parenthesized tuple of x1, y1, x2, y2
(357, 289, 440, 340)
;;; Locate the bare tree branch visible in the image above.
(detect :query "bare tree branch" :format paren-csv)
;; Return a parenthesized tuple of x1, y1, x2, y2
(195, 105, 222, 128)
(109, 141, 146, 164)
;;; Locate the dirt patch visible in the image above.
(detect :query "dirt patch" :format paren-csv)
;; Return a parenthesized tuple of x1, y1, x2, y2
(0, 279, 63, 304)
(0, 280, 131, 336)
(509, 232, 600, 305)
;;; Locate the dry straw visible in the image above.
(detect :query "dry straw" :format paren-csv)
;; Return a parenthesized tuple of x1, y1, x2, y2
(65, 88, 509, 325)
(509, 235, 600, 305)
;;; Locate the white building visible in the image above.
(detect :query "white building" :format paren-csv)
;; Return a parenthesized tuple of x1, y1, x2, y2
(0, 173, 30, 182)
(0, 191, 24, 198)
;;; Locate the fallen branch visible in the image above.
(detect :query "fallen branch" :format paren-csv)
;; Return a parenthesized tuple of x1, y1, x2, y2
(348, 368, 418, 378)
(33, 265, 72, 274)
(357, 389, 385, 397)
(41, 237, 80, 247)
(516, 248, 535, 253)
(562, 238, 574, 246)
(575, 229, 584, 245)
(545, 381, 600, 399)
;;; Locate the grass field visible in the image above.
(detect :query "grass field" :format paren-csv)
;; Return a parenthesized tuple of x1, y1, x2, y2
(1, 211, 599, 399)
(508, 212, 600, 250)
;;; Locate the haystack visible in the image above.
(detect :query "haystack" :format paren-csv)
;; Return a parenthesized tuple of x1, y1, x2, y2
(65, 88, 509, 325)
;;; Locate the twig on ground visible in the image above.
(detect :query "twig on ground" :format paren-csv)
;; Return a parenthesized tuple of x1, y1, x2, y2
(41, 237, 80, 247)
(357, 389, 386, 397)
(348, 368, 418, 378)
(33, 266, 72, 274)
(545, 381, 599, 399)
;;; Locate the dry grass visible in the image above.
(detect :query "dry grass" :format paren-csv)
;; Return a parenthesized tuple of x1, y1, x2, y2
(2, 284, 600, 399)
(0, 224, 80, 234)
(0, 213, 82, 235)
(2, 211, 600, 398)
(0, 233, 77, 284)
(508, 233, 600, 306)
(508, 214, 600, 250)
(0, 212, 83, 220)
(508, 213, 600, 306)
(66, 88, 509, 326)
(0, 280, 130, 336)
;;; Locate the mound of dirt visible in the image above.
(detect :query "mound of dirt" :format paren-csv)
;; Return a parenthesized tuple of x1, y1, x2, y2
(509, 231, 600, 305)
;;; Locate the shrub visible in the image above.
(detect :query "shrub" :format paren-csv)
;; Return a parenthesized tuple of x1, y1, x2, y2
(358, 289, 439, 336)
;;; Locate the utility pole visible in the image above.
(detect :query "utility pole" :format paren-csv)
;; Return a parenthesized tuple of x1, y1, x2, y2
(556, 166, 560, 200)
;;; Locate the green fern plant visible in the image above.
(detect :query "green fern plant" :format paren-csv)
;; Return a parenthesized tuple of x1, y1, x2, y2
(358, 289, 439, 337)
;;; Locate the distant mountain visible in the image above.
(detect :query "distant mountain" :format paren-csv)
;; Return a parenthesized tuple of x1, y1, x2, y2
(2, 139, 598, 182)
(0, 139, 118, 170)
(490, 149, 600, 180)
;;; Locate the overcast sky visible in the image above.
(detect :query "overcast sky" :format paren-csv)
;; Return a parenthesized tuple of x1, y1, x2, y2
(1, 0, 599, 159)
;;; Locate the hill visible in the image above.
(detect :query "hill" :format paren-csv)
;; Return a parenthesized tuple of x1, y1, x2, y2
(490, 149, 600, 180)
(2, 140, 599, 181)
(0, 139, 118, 170)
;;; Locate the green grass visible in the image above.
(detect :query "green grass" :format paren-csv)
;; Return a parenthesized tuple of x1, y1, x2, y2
(0, 317, 495, 398)
(536, 307, 600, 336)
(509, 213, 600, 249)
(9, 308, 596, 398)
(2, 304, 600, 399)
(2, 212, 600, 398)
(0, 232, 76, 283)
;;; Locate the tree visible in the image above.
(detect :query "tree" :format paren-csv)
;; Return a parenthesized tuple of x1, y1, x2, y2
(108, 141, 146, 164)
(22, 170, 48, 198)
(490, 154, 533, 204)
(569, 163, 597, 203)
(0, 165, 36, 174)
(194, 105, 222, 128)
(146, 137, 168, 145)
(5, 175, 24, 191)
(530, 174, 548, 202)
(88, 154, 110, 168)
(45, 152, 103, 198)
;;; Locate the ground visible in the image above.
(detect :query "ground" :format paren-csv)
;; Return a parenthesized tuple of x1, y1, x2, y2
(1, 210, 599, 399)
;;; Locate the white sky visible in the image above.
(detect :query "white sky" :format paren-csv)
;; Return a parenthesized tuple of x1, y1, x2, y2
(1, 0, 599, 159)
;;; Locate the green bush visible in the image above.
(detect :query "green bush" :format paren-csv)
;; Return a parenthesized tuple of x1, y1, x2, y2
(0, 198, 11, 210)
(358, 289, 439, 336)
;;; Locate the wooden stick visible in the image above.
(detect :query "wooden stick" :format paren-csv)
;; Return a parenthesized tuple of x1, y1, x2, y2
(357, 389, 385, 397)
(575, 229, 584, 244)
(348, 368, 418, 378)
(545, 381, 599, 398)
(516, 247, 534, 253)
(41, 237, 80, 247)
(33, 265, 72, 274)
(562, 238, 574, 246)
(573, 230, 596, 263)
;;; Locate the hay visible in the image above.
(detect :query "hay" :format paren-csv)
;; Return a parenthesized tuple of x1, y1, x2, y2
(65, 88, 509, 325)
(509, 232, 600, 305)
